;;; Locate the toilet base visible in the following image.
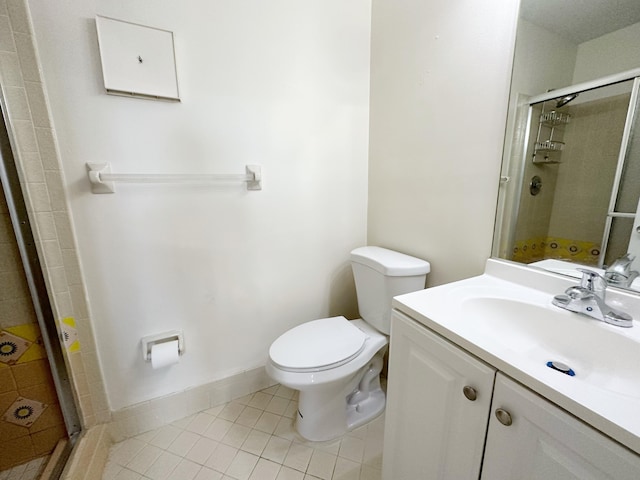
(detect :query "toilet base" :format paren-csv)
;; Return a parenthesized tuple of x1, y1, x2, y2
(346, 352, 386, 431)
(296, 350, 386, 442)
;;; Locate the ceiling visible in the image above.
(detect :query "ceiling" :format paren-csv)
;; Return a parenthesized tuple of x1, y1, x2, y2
(520, 0, 640, 44)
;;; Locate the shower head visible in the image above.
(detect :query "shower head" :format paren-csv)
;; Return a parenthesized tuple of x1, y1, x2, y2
(556, 93, 579, 108)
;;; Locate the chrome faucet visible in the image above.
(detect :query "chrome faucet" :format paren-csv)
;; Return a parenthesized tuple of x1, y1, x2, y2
(604, 253, 639, 288)
(552, 269, 633, 328)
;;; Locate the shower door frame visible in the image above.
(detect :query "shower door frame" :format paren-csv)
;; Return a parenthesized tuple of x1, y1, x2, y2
(0, 89, 81, 474)
(524, 67, 640, 268)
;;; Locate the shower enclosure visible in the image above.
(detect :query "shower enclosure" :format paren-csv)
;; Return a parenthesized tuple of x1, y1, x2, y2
(0, 94, 80, 478)
(495, 68, 640, 274)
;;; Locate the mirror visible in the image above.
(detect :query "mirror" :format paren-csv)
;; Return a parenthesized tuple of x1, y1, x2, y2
(494, 0, 640, 292)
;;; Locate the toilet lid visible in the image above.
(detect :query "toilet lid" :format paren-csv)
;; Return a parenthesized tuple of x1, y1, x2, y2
(270, 316, 367, 372)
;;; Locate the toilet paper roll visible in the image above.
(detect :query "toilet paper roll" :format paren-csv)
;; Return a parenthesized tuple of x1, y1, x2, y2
(150, 340, 180, 369)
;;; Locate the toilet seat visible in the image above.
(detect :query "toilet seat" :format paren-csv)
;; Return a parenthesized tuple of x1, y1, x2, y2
(269, 316, 367, 373)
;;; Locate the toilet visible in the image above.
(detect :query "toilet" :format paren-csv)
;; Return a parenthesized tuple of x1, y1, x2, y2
(266, 246, 430, 441)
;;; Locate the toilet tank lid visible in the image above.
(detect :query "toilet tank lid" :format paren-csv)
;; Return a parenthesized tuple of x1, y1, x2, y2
(350, 246, 431, 276)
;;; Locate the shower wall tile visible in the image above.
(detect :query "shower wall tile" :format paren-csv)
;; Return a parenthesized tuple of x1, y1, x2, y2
(11, 118, 38, 153)
(0, 15, 16, 52)
(0, 0, 110, 436)
(0, 366, 16, 392)
(12, 358, 51, 389)
(0, 433, 35, 470)
(24, 81, 50, 129)
(61, 249, 82, 285)
(21, 151, 45, 183)
(29, 402, 63, 433)
(42, 240, 63, 268)
(13, 32, 38, 82)
(52, 212, 74, 249)
(0, 298, 36, 327)
(0, 51, 23, 86)
(3, 85, 30, 120)
(34, 127, 60, 171)
(6, 0, 31, 35)
(0, 413, 28, 441)
(23, 182, 50, 212)
(34, 211, 56, 241)
(53, 292, 74, 320)
(32, 424, 66, 454)
(69, 285, 89, 319)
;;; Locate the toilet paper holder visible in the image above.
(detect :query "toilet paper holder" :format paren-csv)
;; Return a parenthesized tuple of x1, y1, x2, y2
(141, 330, 185, 362)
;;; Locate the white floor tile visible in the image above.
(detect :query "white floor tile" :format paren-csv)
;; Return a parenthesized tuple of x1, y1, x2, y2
(332, 458, 360, 480)
(167, 459, 201, 480)
(275, 466, 305, 480)
(248, 458, 281, 480)
(253, 412, 281, 434)
(283, 444, 313, 473)
(240, 429, 271, 456)
(144, 451, 182, 480)
(205, 443, 238, 473)
(186, 437, 220, 465)
(218, 402, 247, 422)
(221, 423, 252, 448)
(126, 444, 162, 474)
(149, 425, 184, 450)
(194, 466, 224, 480)
(204, 418, 234, 441)
(186, 413, 217, 435)
(262, 436, 292, 464)
(102, 384, 385, 480)
(265, 396, 290, 415)
(225, 451, 259, 480)
(338, 437, 364, 463)
(235, 406, 263, 427)
(306, 450, 337, 480)
(168, 430, 203, 457)
(248, 392, 272, 410)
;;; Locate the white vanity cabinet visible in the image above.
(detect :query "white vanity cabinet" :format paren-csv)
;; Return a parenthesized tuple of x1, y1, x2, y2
(384, 310, 640, 480)
(483, 373, 640, 480)
(382, 311, 496, 480)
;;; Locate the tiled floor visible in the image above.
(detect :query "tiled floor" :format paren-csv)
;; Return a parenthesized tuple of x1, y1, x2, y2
(103, 384, 384, 480)
(0, 456, 48, 480)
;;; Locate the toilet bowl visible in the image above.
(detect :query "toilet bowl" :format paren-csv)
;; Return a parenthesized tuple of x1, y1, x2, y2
(266, 317, 388, 441)
(266, 247, 430, 442)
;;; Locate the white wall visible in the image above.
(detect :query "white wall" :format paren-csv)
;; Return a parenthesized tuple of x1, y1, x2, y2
(574, 22, 640, 84)
(367, 0, 519, 286)
(511, 19, 577, 99)
(27, 0, 371, 410)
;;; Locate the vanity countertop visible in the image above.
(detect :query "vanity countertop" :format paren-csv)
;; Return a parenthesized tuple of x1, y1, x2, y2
(392, 258, 640, 455)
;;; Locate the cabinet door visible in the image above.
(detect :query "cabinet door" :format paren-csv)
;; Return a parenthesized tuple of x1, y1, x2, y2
(482, 373, 640, 480)
(382, 311, 496, 480)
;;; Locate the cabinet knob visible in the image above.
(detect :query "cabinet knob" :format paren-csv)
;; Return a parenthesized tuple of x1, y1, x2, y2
(495, 408, 513, 426)
(463, 386, 477, 401)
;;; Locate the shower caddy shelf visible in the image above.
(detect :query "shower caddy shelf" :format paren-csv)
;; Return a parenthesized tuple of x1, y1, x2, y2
(532, 110, 571, 164)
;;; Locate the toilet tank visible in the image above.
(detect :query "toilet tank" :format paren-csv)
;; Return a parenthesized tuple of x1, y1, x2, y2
(350, 247, 430, 335)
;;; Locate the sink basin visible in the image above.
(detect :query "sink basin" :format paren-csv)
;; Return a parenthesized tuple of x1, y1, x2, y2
(462, 297, 640, 398)
(392, 258, 640, 454)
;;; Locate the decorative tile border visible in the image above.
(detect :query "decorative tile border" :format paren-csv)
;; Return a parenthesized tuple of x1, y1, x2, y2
(0, 330, 32, 365)
(2, 396, 48, 427)
(512, 236, 600, 265)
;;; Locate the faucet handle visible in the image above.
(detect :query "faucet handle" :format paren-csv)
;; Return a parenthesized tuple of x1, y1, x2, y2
(577, 269, 607, 296)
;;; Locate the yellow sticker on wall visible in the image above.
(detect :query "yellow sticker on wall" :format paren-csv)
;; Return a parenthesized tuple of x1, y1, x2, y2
(60, 317, 81, 352)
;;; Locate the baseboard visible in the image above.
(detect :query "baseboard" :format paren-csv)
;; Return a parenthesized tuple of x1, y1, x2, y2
(108, 366, 276, 442)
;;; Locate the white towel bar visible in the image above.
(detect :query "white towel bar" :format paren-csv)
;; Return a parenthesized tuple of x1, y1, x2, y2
(86, 163, 262, 193)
